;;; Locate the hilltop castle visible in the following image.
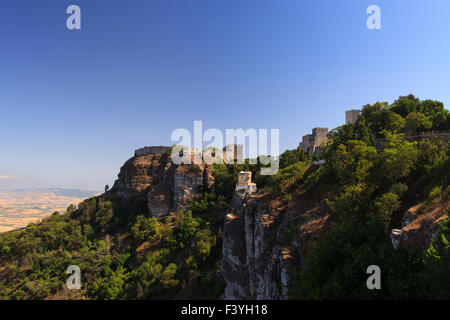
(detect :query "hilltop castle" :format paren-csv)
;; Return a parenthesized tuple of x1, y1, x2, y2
(299, 109, 361, 155)
(299, 127, 328, 156)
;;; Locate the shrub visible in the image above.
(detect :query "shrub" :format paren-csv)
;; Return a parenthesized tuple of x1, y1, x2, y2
(429, 185, 443, 201)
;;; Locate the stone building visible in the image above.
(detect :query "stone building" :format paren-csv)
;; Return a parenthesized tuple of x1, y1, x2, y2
(299, 127, 328, 156)
(235, 171, 257, 193)
(345, 109, 361, 125)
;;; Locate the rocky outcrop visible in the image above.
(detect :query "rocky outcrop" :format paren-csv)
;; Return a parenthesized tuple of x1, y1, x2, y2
(113, 147, 214, 217)
(173, 164, 206, 210)
(116, 152, 167, 195)
(114, 147, 335, 299)
(390, 196, 449, 250)
(221, 179, 334, 300)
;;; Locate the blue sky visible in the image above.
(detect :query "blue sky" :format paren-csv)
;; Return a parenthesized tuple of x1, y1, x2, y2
(1, 0, 449, 190)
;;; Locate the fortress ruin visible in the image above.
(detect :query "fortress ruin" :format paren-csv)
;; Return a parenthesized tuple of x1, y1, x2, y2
(135, 146, 169, 157)
(299, 109, 362, 156)
(299, 127, 328, 156)
(134, 144, 245, 164)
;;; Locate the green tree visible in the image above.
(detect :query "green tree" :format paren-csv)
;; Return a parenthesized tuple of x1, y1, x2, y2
(391, 94, 421, 117)
(194, 229, 216, 261)
(376, 131, 419, 185)
(131, 215, 160, 243)
(362, 102, 405, 134)
(405, 112, 432, 134)
(279, 147, 310, 169)
(160, 263, 179, 289)
(375, 192, 401, 228)
(324, 140, 377, 187)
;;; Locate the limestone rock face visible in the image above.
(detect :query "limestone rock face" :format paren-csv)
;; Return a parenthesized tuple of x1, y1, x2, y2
(173, 164, 205, 210)
(221, 191, 294, 300)
(221, 179, 334, 300)
(113, 147, 214, 217)
(147, 161, 175, 217)
(116, 153, 166, 195)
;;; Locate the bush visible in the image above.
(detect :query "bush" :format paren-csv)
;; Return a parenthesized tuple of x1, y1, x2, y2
(421, 217, 450, 299)
(375, 193, 401, 228)
(429, 185, 443, 200)
(160, 263, 179, 289)
(194, 229, 216, 261)
(131, 215, 160, 243)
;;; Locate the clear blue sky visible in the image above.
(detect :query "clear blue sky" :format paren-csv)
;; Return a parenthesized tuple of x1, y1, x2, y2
(1, 0, 449, 190)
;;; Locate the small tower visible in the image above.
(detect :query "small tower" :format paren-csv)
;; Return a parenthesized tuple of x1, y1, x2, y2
(345, 110, 361, 125)
(235, 171, 257, 193)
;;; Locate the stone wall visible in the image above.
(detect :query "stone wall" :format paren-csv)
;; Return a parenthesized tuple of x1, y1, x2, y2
(135, 146, 169, 157)
(312, 127, 328, 147)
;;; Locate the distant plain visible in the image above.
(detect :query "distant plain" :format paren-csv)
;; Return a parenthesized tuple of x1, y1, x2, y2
(0, 189, 100, 232)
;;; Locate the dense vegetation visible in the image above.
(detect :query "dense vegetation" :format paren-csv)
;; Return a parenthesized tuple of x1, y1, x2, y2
(0, 94, 448, 299)
(288, 95, 450, 299)
(0, 192, 225, 299)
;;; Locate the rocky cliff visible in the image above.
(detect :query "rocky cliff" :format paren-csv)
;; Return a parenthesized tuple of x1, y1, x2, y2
(390, 193, 449, 250)
(113, 147, 214, 217)
(221, 183, 333, 300)
(221, 191, 288, 299)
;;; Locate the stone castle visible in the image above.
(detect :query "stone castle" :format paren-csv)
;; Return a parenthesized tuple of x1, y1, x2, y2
(299, 127, 328, 156)
(299, 109, 361, 155)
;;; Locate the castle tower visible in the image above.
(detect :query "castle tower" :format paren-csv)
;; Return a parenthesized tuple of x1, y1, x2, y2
(346, 110, 361, 125)
(299, 127, 328, 156)
(312, 127, 328, 147)
(235, 171, 257, 193)
(238, 171, 251, 186)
